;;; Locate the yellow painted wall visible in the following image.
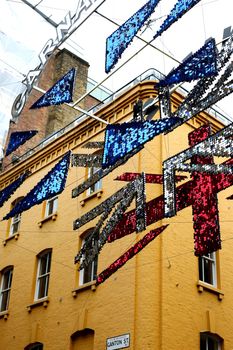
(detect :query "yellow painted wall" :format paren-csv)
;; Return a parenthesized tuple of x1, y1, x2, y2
(0, 81, 232, 349)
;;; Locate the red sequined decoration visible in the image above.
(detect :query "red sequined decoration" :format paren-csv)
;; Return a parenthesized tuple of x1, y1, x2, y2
(108, 130, 233, 243)
(189, 124, 221, 256)
(115, 172, 186, 183)
(96, 225, 168, 285)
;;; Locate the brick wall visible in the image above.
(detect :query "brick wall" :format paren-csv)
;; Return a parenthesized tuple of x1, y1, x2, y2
(3, 49, 99, 169)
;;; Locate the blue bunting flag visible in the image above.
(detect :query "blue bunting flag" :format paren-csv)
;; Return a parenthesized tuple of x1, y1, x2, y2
(156, 39, 217, 87)
(102, 118, 180, 168)
(30, 68, 76, 109)
(3, 152, 71, 220)
(154, 0, 201, 39)
(0, 171, 30, 208)
(105, 0, 160, 73)
(5, 130, 38, 156)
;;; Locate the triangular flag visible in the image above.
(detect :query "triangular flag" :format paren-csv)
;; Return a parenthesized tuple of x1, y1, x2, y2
(105, 0, 160, 73)
(96, 225, 168, 285)
(3, 152, 71, 220)
(154, 0, 201, 39)
(30, 68, 76, 109)
(0, 171, 30, 208)
(156, 39, 217, 87)
(5, 130, 38, 156)
(102, 118, 180, 168)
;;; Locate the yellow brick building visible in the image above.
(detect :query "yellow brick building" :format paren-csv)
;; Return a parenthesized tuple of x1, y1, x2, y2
(0, 74, 232, 350)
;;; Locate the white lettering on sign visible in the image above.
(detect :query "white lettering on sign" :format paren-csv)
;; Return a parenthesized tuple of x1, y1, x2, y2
(12, 0, 105, 119)
(106, 334, 130, 350)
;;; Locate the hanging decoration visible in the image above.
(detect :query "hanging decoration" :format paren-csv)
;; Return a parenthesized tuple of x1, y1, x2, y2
(153, 0, 201, 39)
(72, 146, 143, 198)
(188, 125, 221, 256)
(102, 118, 180, 169)
(156, 39, 217, 87)
(108, 130, 233, 244)
(163, 123, 233, 218)
(0, 171, 30, 208)
(115, 172, 186, 183)
(105, 0, 160, 73)
(3, 151, 71, 220)
(96, 225, 168, 285)
(74, 174, 146, 269)
(5, 130, 38, 156)
(71, 153, 103, 167)
(30, 68, 76, 109)
(167, 34, 233, 133)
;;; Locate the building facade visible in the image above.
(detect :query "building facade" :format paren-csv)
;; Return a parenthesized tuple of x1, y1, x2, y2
(0, 75, 232, 350)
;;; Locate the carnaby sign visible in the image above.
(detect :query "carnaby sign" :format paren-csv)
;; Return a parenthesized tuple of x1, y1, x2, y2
(12, 0, 106, 119)
(106, 333, 130, 350)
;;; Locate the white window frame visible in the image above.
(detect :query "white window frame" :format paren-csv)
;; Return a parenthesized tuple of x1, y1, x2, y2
(0, 267, 13, 312)
(200, 333, 222, 350)
(79, 233, 98, 285)
(87, 167, 102, 195)
(199, 252, 217, 287)
(9, 213, 21, 236)
(45, 196, 58, 217)
(34, 251, 51, 301)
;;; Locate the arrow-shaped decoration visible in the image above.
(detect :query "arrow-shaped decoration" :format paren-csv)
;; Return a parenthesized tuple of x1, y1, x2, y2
(3, 151, 71, 220)
(5, 130, 38, 156)
(105, 0, 160, 73)
(154, 0, 201, 39)
(102, 118, 180, 169)
(0, 171, 30, 208)
(96, 225, 168, 285)
(156, 38, 217, 87)
(30, 68, 76, 109)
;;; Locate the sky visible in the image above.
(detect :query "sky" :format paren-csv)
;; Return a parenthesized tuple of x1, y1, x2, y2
(0, 0, 232, 142)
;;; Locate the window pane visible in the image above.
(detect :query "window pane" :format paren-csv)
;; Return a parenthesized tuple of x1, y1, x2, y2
(0, 269, 13, 311)
(39, 253, 51, 275)
(203, 259, 214, 284)
(37, 276, 48, 299)
(0, 291, 9, 311)
(208, 337, 219, 350)
(200, 336, 206, 350)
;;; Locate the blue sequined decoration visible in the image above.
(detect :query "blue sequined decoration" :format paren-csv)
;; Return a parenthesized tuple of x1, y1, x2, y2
(102, 118, 180, 168)
(5, 130, 38, 156)
(156, 39, 217, 87)
(3, 152, 71, 220)
(154, 0, 201, 39)
(105, 0, 160, 73)
(30, 68, 76, 109)
(0, 171, 30, 208)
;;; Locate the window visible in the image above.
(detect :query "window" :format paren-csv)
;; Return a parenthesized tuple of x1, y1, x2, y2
(35, 250, 52, 300)
(200, 333, 222, 350)
(9, 197, 23, 236)
(71, 329, 94, 350)
(79, 231, 98, 285)
(45, 196, 58, 217)
(199, 252, 217, 286)
(10, 213, 21, 235)
(0, 266, 13, 312)
(87, 167, 102, 195)
(25, 342, 43, 350)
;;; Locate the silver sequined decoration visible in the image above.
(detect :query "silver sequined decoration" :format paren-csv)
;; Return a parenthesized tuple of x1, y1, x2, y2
(163, 123, 233, 217)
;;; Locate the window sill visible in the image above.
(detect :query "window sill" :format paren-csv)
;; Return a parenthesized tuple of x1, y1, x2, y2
(38, 212, 57, 228)
(197, 281, 224, 300)
(26, 297, 49, 312)
(0, 310, 9, 320)
(72, 280, 97, 297)
(80, 190, 103, 207)
(3, 233, 20, 246)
